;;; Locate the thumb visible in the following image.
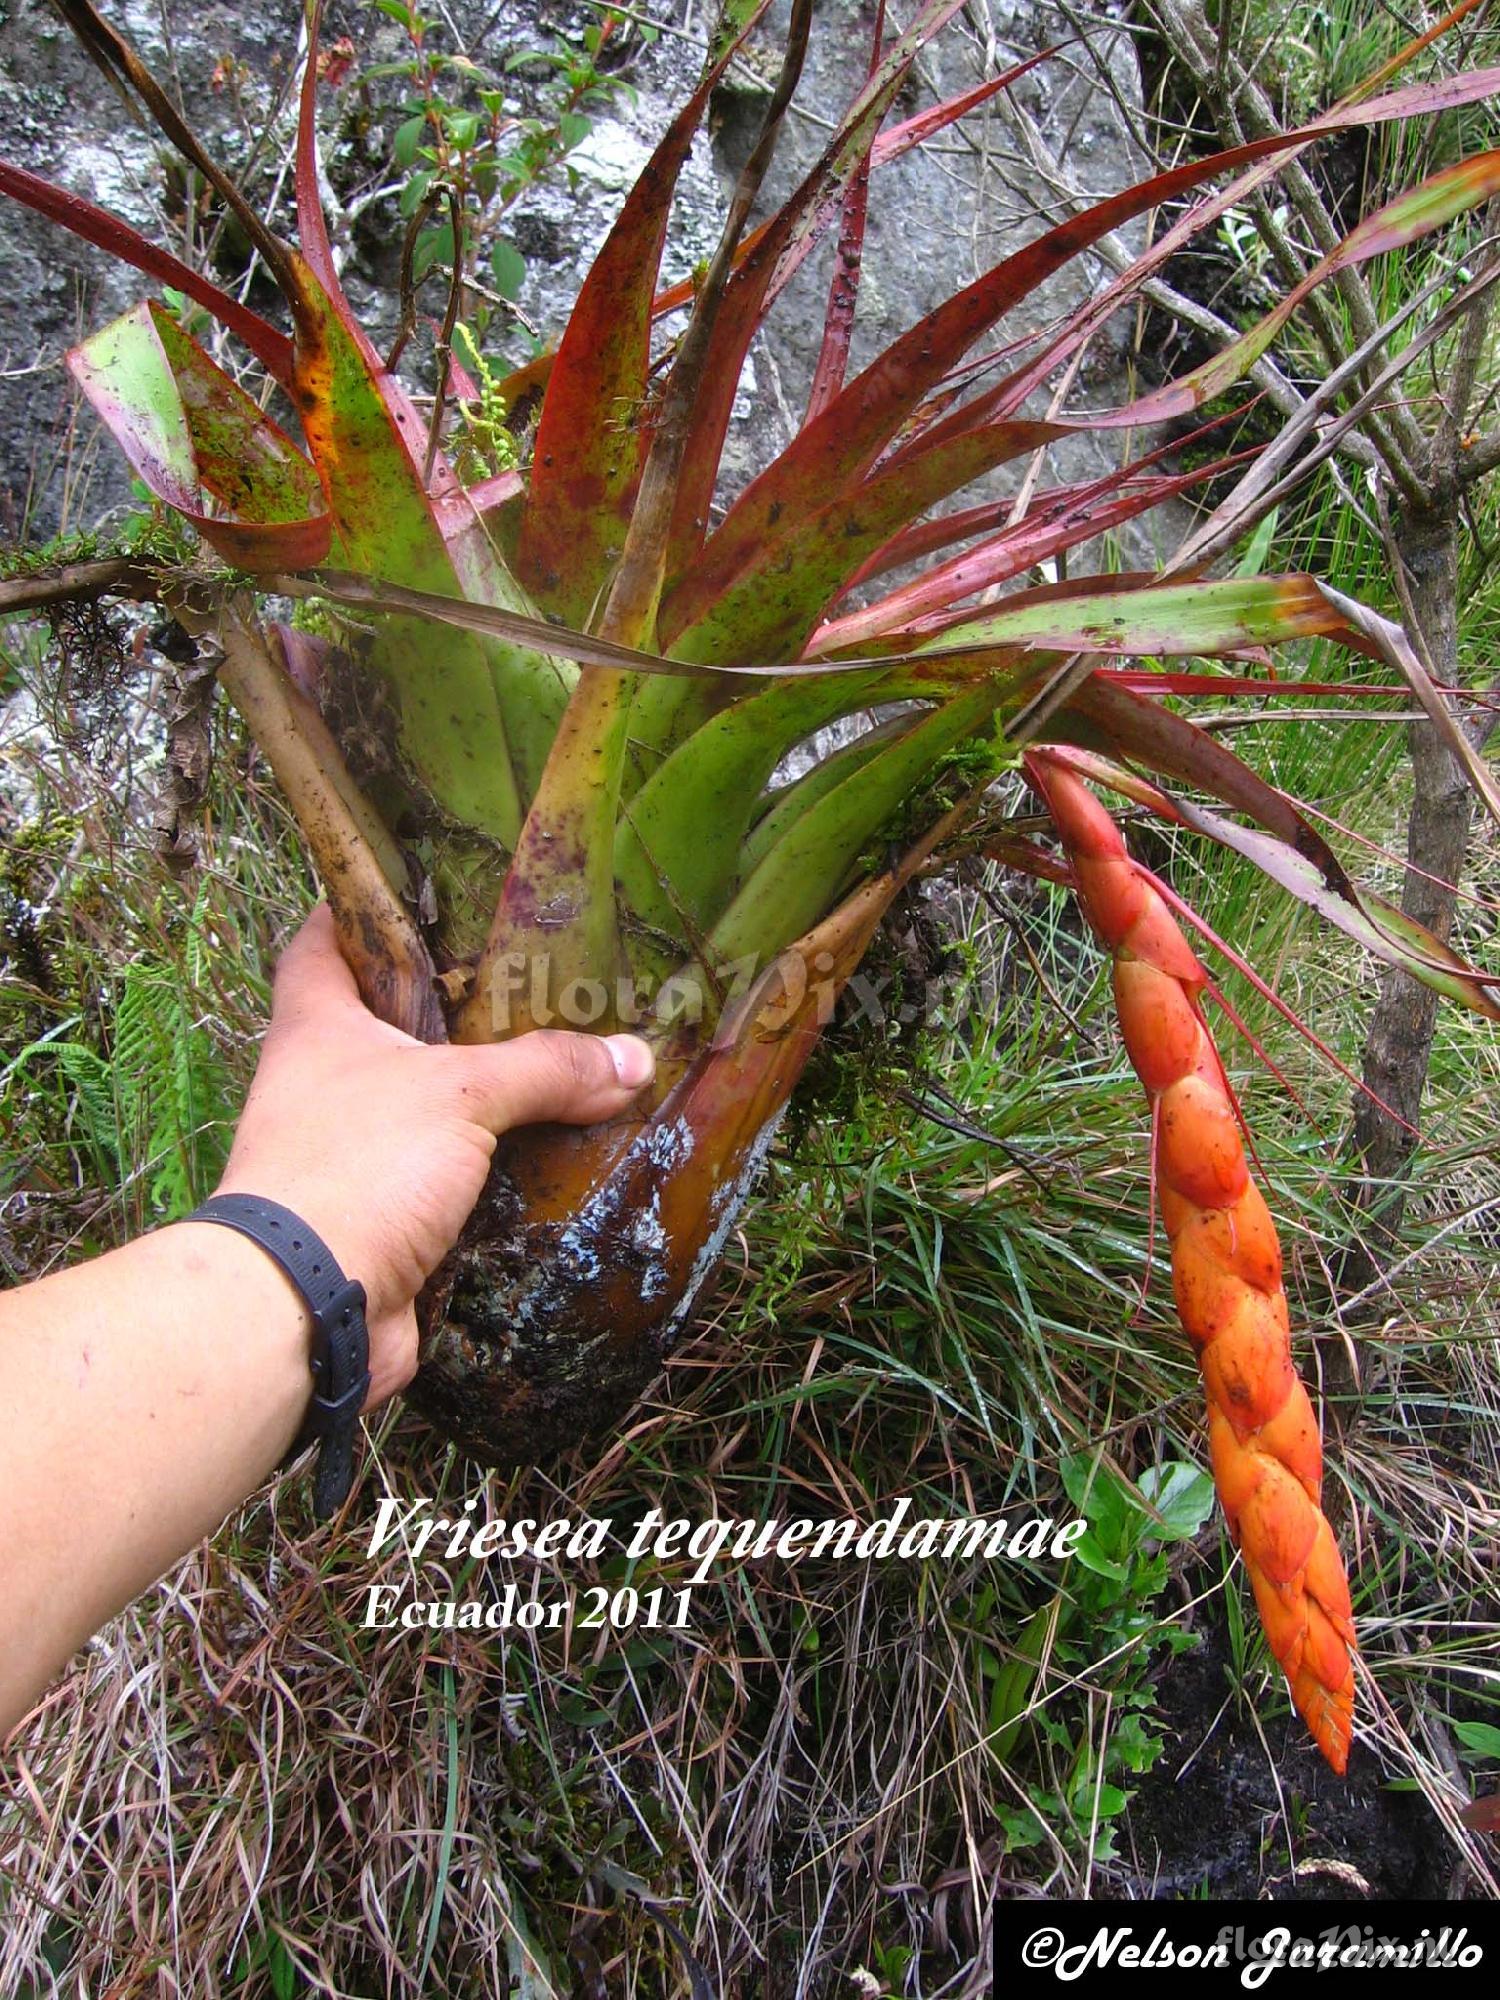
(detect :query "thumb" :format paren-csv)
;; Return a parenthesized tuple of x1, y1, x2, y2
(444, 1028, 656, 1135)
(267, 902, 365, 1032)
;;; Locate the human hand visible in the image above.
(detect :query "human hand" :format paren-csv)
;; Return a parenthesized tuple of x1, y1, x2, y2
(213, 905, 655, 1403)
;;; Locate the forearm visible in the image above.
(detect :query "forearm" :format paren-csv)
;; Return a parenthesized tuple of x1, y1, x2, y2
(0, 904, 654, 1740)
(0, 1222, 314, 1734)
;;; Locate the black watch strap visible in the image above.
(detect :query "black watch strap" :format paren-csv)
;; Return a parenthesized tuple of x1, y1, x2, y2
(184, 1193, 371, 1520)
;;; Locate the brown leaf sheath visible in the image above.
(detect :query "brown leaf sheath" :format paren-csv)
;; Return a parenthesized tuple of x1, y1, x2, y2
(1028, 752, 1357, 1772)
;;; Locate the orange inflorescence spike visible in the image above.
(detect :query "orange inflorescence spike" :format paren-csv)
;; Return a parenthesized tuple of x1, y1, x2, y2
(1030, 753, 1357, 1773)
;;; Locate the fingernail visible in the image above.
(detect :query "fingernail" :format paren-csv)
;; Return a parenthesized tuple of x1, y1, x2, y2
(605, 1034, 655, 1090)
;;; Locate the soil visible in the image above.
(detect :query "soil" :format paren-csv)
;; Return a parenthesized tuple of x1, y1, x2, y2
(1120, 1616, 1459, 1902)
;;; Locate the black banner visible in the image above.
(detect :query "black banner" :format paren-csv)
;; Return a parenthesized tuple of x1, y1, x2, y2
(993, 1899, 1496, 1988)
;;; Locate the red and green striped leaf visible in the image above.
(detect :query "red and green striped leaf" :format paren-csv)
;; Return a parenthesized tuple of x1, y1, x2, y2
(511, 3, 773, 623)
(913, 573, 1360, 664)
(672, 62, 1500, 635)
(1112, 147, 1500, 432)
(661, 0, 978, 580)
(487, 47, 1046, 424)
(66, 303, 329, 571)
(665, 420, 1071, 662)
(810, 456, 1244, 655)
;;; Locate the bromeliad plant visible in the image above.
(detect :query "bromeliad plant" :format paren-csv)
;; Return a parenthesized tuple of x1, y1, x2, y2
(8, 0, 1500, 1773)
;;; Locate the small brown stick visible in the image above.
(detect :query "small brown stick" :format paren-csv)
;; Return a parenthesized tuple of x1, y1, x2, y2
(386, 189, 437, 374)
(424, 185, 467, 487)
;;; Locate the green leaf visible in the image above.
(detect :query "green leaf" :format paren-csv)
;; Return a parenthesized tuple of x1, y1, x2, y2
(614, 669, 889, 961)
(452, 321, 486, 381)
(1061, 1452, 1134, 1554)
(739, 719, 912, 877)
(1070, 1533, 1130, 1585)
(996, 1803, 1050, 1853)
(1060, 1453, 1094, 1517)
(1453, 1720, 1500, 1760)
(1135, 1462, 1216, 1543)
(445, 110, 481, 152)
(288, 269, 570, 838)
(268, 1936, 298, 2000)
(918, 573, 1347, 664)
(399, 167, 437, 217)
(490, 239, 527, 301)
(559, 111, 593, 150)
(560, 1703, 615, 1729)
(506, 50, 569, 74)
(1111, 1712, 1162, 1775)
(1234, 505, 1280, 578)
(394, 113, 428, 170)
(709, 683, 1001, 967)
(412, 220, 454, 282)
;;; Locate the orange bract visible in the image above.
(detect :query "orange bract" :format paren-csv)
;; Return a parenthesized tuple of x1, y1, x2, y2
(1029, 752, 1357, 1772)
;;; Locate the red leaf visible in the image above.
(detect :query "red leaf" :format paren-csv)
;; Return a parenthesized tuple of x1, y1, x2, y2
(297, 0, 344, 303)
(292, 0, 397, 396)
(665, 420, 1071, 662)
(869, 54, 1052, 168)
(512, 5, 773, 622)
(811, 456, 1245, 653)
(485, 43, 1048, 427)
(662, 0, 974, 580)
(0, 159, 294, 384)
(803, 1, 885, 423)
(682, 62, 1500, 625)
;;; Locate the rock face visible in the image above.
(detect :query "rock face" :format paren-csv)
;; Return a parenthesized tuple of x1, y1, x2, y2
(0, 0, 303, 542)
(1, 0, 1171, 560)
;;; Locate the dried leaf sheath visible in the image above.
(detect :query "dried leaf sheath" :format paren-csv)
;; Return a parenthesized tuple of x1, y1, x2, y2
(1028, 753, 1357, 1771)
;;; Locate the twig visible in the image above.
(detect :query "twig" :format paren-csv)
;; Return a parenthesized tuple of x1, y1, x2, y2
(386, 180, 453, 375)
(1146, 0, 1431, 492)
(0, 556, 162, 617)
(425, 185, 467, 487)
